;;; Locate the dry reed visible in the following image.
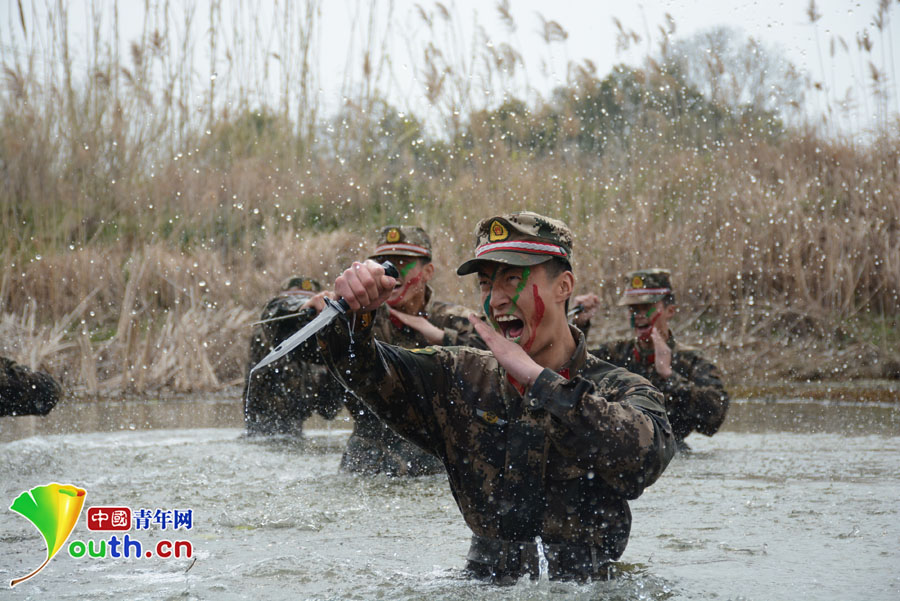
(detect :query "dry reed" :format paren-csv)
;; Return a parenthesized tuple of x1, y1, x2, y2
(0, 1, 897, 396)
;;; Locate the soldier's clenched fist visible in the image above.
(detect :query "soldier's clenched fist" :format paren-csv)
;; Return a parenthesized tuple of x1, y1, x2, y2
(334, 260, 396, 312)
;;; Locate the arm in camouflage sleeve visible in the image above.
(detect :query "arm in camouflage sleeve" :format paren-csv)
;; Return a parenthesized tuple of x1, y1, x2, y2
(0, 357, 61, 417)
(262, 307, 326, 365)
(316, 311, 449, 453)
(435, 312, 487, 350)
(656, 354, 729, 436)
(524, 366, 675, 499)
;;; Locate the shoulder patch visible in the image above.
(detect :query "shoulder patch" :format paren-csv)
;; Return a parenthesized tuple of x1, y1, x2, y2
(410, 346, 438, 355)
(476, 408, 508, 426)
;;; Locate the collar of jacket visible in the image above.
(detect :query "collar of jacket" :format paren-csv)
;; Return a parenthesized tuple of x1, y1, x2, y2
(564, 324, 588, 377)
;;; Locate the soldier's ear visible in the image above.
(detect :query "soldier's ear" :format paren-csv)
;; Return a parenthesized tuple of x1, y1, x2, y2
(554, 270, 575, 305)
(421, 262, 435, 282)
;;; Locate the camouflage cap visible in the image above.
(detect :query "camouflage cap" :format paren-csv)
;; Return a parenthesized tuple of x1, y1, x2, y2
(280, 276, 322, 297)
(368, 225, 432, 259)
(457, 211, 573, 275)
(617, 268, 673, 306)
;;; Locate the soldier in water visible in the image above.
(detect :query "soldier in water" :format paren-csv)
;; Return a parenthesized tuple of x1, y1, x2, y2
(243, 276, 343, 435)
(316, 212, 674, 581)
(577, 269, 730, 451)
(0, 356, 61, 417)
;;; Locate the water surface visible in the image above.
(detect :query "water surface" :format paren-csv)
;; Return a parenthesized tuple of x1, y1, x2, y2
(1, 396, 898, 600)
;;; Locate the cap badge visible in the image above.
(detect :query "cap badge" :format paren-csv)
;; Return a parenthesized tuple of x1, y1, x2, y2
(301, 279, 313, 291)
(489, 220, 509, 242)
(631, 275, 644, 289)
(386, 228, 401, 243)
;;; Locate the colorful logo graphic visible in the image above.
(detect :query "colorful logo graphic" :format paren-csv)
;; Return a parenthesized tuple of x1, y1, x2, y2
(9, 485, 195, 587)
(87, 506, 132, 531)
(9, 483, 87, 587)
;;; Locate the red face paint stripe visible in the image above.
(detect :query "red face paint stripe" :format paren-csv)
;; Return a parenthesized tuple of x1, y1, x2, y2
(386, 270, 424, 308)
(522, 284, 545, 354)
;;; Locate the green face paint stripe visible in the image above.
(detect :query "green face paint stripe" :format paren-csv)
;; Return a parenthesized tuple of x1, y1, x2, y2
(508, 267, 530, 313)
(400, 261, 417, 277)
(631, 306, 657, 327)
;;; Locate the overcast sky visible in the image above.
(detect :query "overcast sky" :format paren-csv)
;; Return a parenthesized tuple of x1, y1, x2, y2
(2, 0, 897, 135)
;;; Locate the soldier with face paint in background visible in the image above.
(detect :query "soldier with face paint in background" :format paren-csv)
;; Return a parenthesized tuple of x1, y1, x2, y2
(0, 356, 61, 417)
(298, 226, 486, 476)
(316, 212, 674, 582)
(579, 269, 730, 452)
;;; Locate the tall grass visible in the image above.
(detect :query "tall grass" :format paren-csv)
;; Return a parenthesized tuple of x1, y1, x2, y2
(0, 1, 897, 395)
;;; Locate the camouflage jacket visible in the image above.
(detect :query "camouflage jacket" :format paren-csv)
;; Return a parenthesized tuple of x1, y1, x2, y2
(355, 288, 485, 431)
(590, 335, 729, 442)
(318, 317, 674, 555)
(0, 356, 61, 417)
(374, 286, 485, 348)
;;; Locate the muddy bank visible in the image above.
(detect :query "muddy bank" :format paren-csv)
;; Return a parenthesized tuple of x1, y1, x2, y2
(732, 380, 900, 404)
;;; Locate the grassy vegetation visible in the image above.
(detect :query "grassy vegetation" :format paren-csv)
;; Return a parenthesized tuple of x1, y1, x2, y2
(0, 1, 898, 396)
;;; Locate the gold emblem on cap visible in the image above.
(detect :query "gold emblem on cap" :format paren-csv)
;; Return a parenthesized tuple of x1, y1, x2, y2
(386, 228, 401, 243)
(301, 279, 313, 291)
(632, 275, 644, 289)
(489, 220, 509, 242)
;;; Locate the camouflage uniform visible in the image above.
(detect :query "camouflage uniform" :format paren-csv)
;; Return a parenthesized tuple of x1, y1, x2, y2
(244, 277, 343, 435)
(318, 213, 674, 581)
(591, 269, 729, 445)
(339, 285, 485, 476)
(337, 225, 484, 476)
(0, 356, 61, 417)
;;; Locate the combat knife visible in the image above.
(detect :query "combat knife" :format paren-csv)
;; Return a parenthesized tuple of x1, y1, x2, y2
(249, 261, 399, 374)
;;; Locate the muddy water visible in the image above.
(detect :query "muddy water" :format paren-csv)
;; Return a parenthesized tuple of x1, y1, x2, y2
(1, 396, 898, 600)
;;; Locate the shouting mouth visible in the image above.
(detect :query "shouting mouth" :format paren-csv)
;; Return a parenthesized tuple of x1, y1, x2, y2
(495, 314, 525, 341)
(634, 320, 653, 338)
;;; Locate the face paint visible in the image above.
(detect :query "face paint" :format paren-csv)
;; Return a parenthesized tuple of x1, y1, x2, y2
(481, 267, 500, 330)
(521, 284, 545, 353)
(508, 267, 530, 313)
(629, 306, 658, 328)
(399, 261, 417, 277)
(634, 310, 661, 343)
(386, 262, 425, 308)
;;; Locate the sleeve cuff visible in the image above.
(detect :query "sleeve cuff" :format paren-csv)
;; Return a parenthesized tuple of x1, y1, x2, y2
(524, 368, 567, 411)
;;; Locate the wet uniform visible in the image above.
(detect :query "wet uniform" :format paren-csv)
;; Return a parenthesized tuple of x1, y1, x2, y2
(244, 287, 343, 435)
(301, 286, 485, 476)
(0, 356, 61, 417)
(591, 336, 729, 444)
(318, 316, 674, 581)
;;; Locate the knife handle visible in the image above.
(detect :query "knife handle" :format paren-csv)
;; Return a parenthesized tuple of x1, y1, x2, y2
(334, 260, 400, 313)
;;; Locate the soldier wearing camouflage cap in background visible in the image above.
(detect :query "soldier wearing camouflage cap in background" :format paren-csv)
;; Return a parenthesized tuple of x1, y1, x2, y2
(581, 269, 730, 450)
(293, 225, 486, 476)
(243, 276, 343, 435)
(316, 212, 674, 582)
(0, 356, 61, 417)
